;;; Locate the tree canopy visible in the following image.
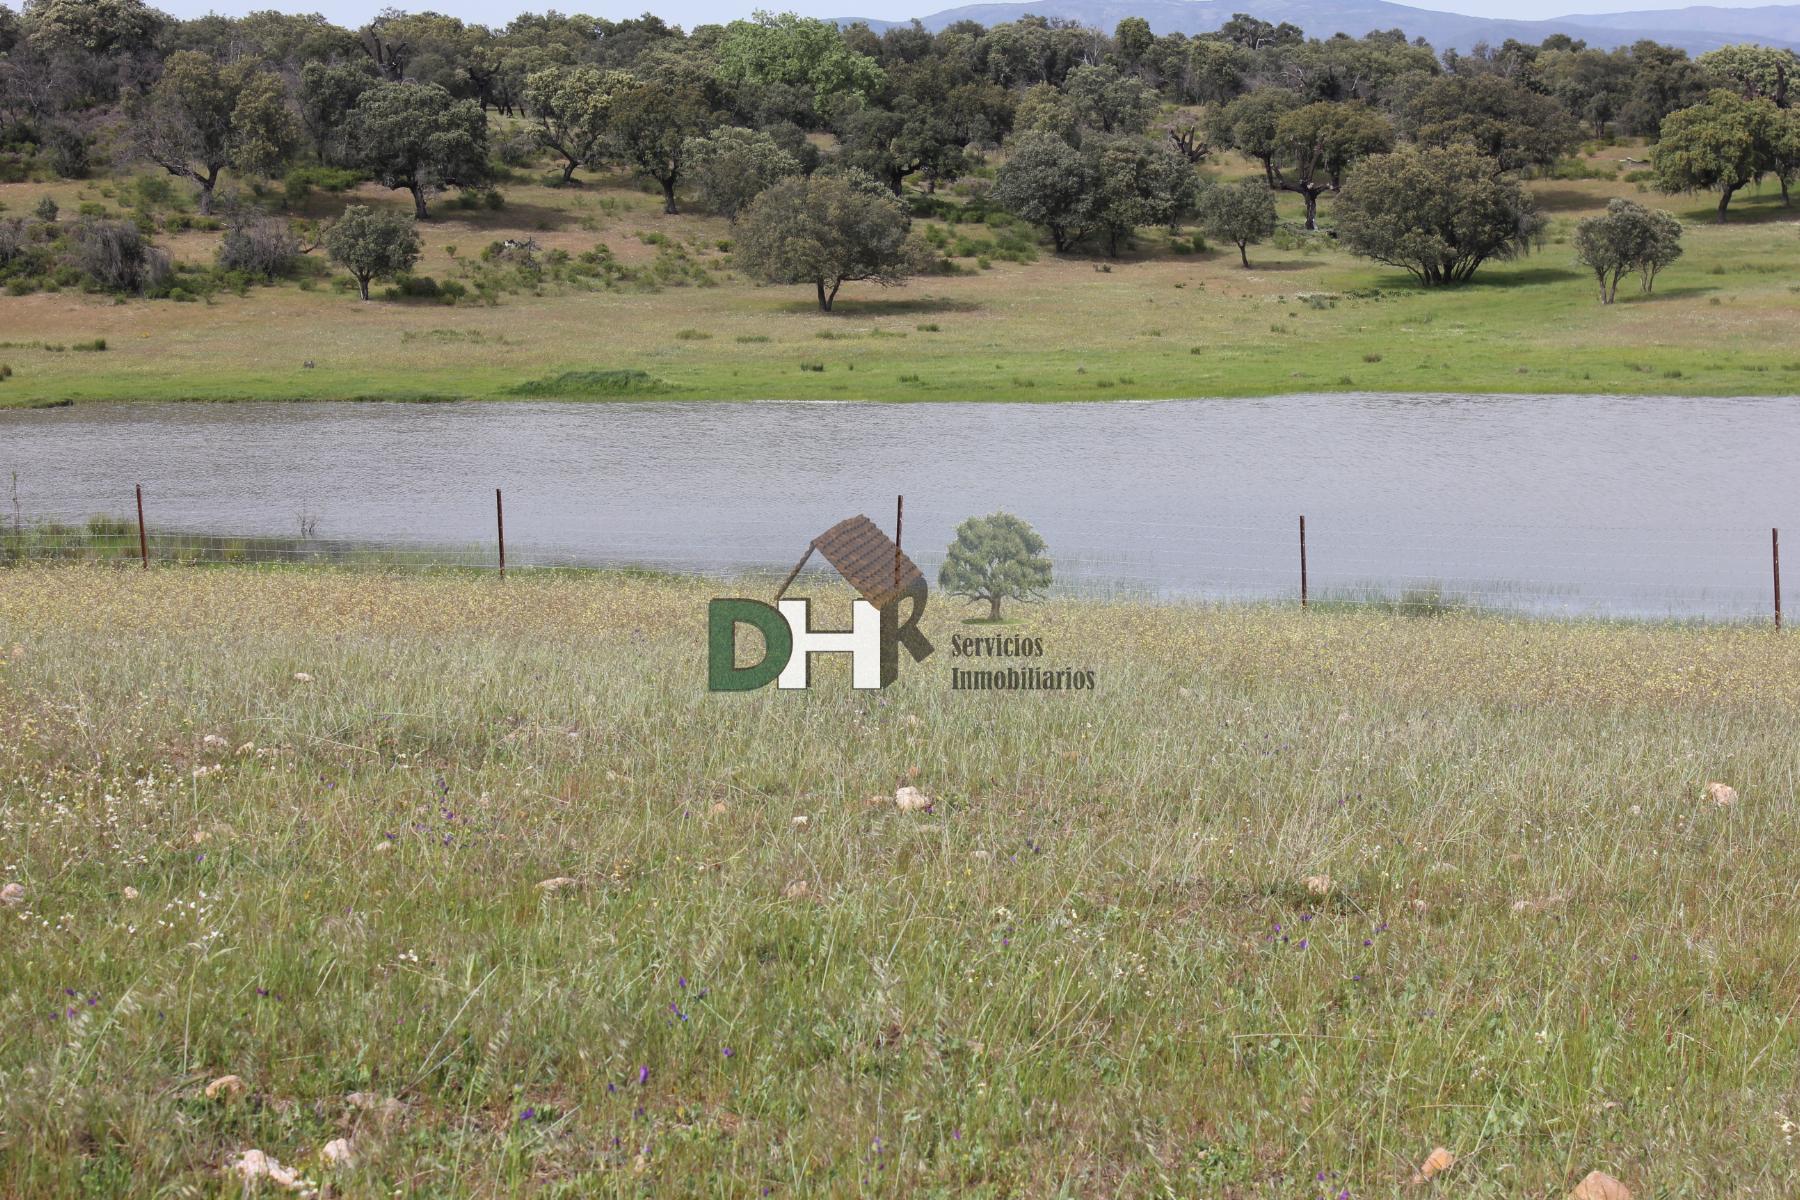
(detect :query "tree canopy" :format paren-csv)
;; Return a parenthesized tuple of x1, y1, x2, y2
(938, 512, 1053, 621)
(347, 81, 490, 218)
(1336, 144, 1545, 285)
(733, 170, 927, 310)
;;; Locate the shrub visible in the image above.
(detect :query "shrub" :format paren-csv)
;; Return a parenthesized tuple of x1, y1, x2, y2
(217, 214, 302, 280)
(71, 338, 106, 351)
(43, 124, 89, 179)
(33, 197, 58, 224)
(67, 219, 171, 294)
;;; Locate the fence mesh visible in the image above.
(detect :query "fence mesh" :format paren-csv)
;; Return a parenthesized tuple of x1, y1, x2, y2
(0, 492, 1785, 624)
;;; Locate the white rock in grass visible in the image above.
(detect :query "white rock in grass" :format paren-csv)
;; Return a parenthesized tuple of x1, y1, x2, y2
(319, 1138, 354, 1168)
(791, 815, 809, 828)
(1303, 874, 1333, 897)
(1703, 781, 1737, 807)
(894, 786, 933, 813)
(535, 876, 578, 893)
(1569, 1171, 1631, 1200)
(1, 882, 24, 906)
(292, 671, 313, 683)
(782, 879, 810, 900)
(202, 734, 228, 749)
(226, 1149, 315, 1195)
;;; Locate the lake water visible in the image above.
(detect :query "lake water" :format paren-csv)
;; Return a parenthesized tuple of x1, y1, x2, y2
(3, 394, 1794, 618)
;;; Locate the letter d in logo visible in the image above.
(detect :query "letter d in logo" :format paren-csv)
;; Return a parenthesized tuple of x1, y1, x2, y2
(707, 599, 793, 692)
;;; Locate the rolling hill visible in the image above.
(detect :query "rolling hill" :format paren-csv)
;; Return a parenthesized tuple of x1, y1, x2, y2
(835, 0, 1800, 53)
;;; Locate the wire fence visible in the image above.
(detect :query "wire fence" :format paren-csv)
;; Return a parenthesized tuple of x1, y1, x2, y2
(0, 486, 1786, 627)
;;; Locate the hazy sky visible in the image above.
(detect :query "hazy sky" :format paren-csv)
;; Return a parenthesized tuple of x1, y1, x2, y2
(26, 0, 1788, 34)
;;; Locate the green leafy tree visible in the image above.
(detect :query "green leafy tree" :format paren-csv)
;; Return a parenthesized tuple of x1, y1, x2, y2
(993, 130, 1096, 252)
(347, 82, 490, 219)
(324, 203, 420, 300)
(525, 64, 630, 184)
(1197, 177, 1277, 267)
(23, 0, 163, 55)
(1061, 64, 1156, 135)
(1573, 197, 1683, 303)
(734, 170, 927, 311)
(1205, 89, 1298, 180)
(836, 97, 966, 194)
(1697, 44, 1795, 107)
(1269, 100, 1394, 229)
(716, 11, 885, 116)
(684, 125, 798, 221)
(1653, 89, 1782, 221)
(298, 61, 374, 166)
(133, 51, 299, 215)
(607, 78, 713, 214)
(1113, 17, 1153, 72)
(1090, 136, 1196, 256)
(1336, 144, 1546, 285)
(938, 512, 1052, 621)
(1401, 75, 1581, 175)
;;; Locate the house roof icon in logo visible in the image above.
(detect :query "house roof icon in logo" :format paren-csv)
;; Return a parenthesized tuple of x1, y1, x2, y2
(775, 514, 924, 609)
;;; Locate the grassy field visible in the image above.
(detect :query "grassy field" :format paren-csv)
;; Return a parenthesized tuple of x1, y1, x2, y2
(1, 564, 1797, 1195)
(2, 143, 1799, 406)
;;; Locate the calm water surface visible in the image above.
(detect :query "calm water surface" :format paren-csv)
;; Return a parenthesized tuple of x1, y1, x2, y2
(3, 394, 1794, 617)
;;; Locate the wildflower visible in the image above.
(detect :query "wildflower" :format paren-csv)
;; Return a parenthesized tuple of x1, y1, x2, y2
(722, 1047, 734, 1057)
(637, 1065, 650, 1086)
(519, 1107, 536, 1122)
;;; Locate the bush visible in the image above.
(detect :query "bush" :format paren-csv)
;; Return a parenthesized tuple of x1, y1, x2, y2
(217, 214, 302, 280)
(71, 338, 106, 351)
(43, 124, 89, 179)
(282, 165, 362, 209)
(68, 219, 170, 294)
(495, 129, 540, 168)
(33, 196, 58, 224)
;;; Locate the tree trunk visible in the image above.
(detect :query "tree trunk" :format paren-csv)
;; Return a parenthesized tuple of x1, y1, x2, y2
(1716, 185, 1734, 223)
(197, 168, 219, 216)
(357, 274, 372, 301)
(561, 158, 578, 185)
(661, 177, 678, 215)
(410, 185, 429, 220)
(988, 594, 1001, 621)
(1238, 241, 1250, 268)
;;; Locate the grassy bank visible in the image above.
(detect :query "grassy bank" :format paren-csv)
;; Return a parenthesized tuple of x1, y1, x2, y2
(2, 145, 1799, 407)
(1, 565, 1797, 1196)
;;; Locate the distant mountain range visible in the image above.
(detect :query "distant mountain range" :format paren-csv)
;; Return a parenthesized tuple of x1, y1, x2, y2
(834, 0, 1800, 54)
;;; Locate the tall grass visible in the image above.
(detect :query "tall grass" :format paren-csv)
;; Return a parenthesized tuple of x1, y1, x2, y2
(0, 565, 1796, 1196)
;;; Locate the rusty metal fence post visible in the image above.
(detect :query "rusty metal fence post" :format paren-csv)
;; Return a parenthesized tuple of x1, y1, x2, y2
(1299, 515, 1308, 609)
(134, 484, 148, 570)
